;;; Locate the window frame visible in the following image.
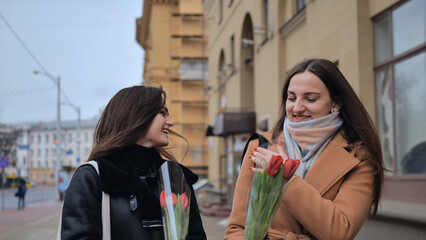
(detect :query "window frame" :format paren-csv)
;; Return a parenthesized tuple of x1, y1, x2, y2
(373, 0, 426, 203)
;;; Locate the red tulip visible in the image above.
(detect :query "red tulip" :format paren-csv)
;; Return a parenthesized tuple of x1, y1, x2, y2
(180, 193, 189, 210)
(159, 190, 177, 209)
(265, 155, 284, 177)
(160, 190, 167, 208)
(283, 159, 300, 180)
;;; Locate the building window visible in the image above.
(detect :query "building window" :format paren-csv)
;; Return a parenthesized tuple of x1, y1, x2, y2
(38, 148, 41, 156)
(189, 146, 202, 163)
(374, 0, 426, 175)
(37, 135, 41, 144)
(46, 134, 49, 143)
(68, 134, 72, 142)
(85, 133, 89, 142)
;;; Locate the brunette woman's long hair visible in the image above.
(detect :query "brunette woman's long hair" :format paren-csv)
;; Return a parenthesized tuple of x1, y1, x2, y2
(272, 58, 384, 215)
(88, 86, 186, 162)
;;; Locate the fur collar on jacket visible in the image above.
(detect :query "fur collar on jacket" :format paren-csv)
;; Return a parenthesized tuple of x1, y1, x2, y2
(95, 144, 198, 195)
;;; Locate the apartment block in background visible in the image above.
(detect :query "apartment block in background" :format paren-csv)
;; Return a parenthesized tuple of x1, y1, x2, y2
(136, 0, 209, 178)
(15, 120, 96, 186)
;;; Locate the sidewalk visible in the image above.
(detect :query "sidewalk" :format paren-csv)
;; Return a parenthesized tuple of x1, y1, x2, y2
(0, 200, 62, 240)
(0, 196, 228, 240)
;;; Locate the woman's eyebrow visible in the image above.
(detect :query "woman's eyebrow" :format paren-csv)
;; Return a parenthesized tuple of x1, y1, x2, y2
(287, 90, 321, 96)
(304, 92, 321, 96)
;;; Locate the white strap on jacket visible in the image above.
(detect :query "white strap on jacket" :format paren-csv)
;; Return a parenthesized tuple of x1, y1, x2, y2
(56, 161, 111, 240)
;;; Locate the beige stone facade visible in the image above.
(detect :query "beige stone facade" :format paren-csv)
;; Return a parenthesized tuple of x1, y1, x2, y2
(205, 0, 425, 224)
(137, 0, 209, 177)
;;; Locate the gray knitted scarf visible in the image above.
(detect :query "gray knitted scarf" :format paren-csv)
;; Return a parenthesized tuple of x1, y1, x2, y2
(283, 112, 343, 179)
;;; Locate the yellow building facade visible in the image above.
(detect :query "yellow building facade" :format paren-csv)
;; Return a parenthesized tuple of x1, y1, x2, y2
(137, 0, 209, 177)
(205, 0, 425, 229)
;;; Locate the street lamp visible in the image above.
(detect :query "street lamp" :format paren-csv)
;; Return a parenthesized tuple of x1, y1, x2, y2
(33, 70, 61, 199)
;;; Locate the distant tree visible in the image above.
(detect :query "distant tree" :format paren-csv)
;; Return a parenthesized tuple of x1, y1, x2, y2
(0, 125, 21, 166)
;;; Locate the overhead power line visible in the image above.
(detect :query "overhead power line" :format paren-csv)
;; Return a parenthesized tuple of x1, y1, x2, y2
(0, 86, 56, 97)
(0, 12, 78, 113)
(0, 21, 134, 28)
(0, 12, 47, 73)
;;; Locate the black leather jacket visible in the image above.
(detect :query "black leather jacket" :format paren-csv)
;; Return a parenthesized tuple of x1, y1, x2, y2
(61, 145, 206, 240)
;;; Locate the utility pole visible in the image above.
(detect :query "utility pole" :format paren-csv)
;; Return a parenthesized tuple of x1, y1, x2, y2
(56, 76, 61, 197)
(76, 106, 81, 164)
(34, 70, 61, 199)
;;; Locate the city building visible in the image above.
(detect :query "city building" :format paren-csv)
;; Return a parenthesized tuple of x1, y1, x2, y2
(205, 0, 425, 234)
(136, 0, 209, 177)
(14, 119, 97, 186)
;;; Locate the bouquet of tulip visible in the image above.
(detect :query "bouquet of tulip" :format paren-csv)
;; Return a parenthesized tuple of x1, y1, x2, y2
(158, 161, 191, 240)
(245, 155, 300, 240)
(159, 190, 190, 240)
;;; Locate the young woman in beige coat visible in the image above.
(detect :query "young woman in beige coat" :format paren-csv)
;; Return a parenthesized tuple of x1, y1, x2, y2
(225, 59, 384, 240)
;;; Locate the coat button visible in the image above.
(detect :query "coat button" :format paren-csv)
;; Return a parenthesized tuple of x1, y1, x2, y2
(129, 195, 137, 211)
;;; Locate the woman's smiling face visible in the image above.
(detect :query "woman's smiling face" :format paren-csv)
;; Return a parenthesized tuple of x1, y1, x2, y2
(136, 105, 174, 147)
(286, 71, 335, 122)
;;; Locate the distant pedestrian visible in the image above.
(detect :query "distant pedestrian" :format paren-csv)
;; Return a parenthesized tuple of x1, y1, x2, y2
(15, 178, 27, 210)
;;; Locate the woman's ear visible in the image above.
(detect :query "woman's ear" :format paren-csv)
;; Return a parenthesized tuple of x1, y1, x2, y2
(331, 103, 340, 114)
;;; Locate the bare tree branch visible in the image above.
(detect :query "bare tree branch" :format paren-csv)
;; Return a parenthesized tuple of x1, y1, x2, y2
(0, 125, 22, 166)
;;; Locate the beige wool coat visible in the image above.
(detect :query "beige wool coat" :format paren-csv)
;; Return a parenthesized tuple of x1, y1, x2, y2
(225, 131, 374, 240)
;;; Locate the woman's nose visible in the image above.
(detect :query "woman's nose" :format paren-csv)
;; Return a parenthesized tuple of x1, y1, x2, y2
(293, 100, 305, 113)
(167, 118, 174, 127)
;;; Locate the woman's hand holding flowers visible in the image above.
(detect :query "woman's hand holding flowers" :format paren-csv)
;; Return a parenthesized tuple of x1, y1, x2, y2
(250, 142, 300, 180)
(244, 141, 300, 240)
(249, 141, 289, 172)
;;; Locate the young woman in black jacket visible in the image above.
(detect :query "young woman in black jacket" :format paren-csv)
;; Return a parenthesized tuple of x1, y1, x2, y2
(60, 86, 207, 239)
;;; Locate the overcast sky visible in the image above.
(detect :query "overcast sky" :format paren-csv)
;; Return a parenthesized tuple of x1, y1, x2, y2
(0, 0, 144, 124)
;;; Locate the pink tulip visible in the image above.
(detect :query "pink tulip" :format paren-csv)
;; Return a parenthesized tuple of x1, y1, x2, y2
(180, 193, 189, 210)
(159, 190, 177, 209)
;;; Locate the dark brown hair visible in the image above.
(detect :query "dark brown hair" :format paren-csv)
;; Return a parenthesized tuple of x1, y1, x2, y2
(272, 58, 384, 215)
(89, 85, 185, 162)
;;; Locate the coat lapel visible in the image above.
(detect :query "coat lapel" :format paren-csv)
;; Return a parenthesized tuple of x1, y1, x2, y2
(304, 133, 359, 195)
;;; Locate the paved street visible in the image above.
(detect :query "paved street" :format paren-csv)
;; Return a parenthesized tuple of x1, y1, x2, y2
(2, 186, 425, 239)
(0, 186, 228, 240)
(0, 185, 56, 211)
